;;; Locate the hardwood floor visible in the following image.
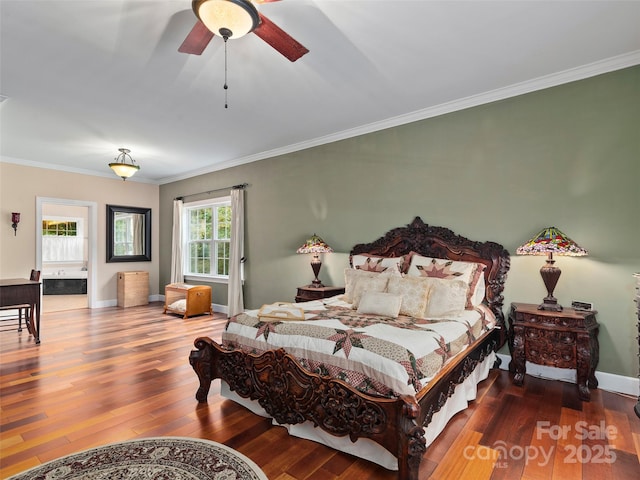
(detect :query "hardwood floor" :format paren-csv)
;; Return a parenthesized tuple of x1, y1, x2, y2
(41, 294, 87, 313)
(1, 304, 638, 479)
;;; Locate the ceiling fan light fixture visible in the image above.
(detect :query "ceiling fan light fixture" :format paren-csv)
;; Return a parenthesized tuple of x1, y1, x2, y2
(109, 148, 140, 180)
(194, 0, 260, 39)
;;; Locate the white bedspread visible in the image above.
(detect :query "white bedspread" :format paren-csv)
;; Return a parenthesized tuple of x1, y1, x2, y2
(223, 296, 495, 397)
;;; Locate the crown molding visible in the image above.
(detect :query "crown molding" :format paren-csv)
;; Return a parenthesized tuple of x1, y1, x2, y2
(159, 50, 640, 184)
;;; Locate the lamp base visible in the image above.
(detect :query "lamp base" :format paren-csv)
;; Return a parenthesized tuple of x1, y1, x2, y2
(538, 256, 563, 311)
(309, 259, 324, 288)
(538, 297, 563, 311)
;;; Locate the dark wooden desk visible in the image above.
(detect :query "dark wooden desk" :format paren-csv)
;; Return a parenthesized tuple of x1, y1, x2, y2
(0, 278, 42, 344)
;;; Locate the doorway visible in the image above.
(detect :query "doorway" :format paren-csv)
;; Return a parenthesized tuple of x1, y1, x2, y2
(36, 197, 98, 311)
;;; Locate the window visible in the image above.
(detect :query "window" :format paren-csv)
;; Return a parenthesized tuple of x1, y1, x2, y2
(183, 197, 231, 281)
(42, 220, 78, 236)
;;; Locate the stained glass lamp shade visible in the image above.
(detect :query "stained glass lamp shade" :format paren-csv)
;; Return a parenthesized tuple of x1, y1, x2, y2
(517, 227, 588, 311)
(296, 234, 333, 288)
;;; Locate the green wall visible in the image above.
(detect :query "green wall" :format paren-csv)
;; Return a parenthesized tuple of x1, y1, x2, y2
(159, 66, 640, 378)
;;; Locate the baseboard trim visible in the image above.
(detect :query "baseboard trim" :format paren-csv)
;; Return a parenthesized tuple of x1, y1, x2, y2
(496, 353, 638, 397)
(95, 298, 228, 315)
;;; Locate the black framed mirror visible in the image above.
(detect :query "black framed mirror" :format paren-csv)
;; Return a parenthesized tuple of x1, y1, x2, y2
(106, 205, 151, 262)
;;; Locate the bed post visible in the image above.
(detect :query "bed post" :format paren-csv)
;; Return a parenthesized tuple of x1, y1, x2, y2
(189, 337, 214, 402)
(397, 395, 426, 480)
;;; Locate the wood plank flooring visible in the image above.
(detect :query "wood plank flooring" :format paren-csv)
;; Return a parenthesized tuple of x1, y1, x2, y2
(1, 304, 638, 479)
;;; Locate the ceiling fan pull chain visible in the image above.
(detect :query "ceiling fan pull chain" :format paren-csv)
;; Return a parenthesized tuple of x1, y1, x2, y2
(223, 34, 229, 109)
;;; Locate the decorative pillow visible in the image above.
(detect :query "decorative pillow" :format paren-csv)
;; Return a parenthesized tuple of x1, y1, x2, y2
(357, 292, 403, 318)
(351, 254, 403, 273)
(344, 268, 379, 303)
(419, 277, 469, 318)
(406, 253, 486, 308)
(350, 275, 390, 308)
(386, 276, 432, 318)
(470, 274, 486, 307)
(168, 299, 187, 313)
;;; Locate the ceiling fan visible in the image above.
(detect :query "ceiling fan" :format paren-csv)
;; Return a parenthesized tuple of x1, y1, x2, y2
(179, 0, 309, 62)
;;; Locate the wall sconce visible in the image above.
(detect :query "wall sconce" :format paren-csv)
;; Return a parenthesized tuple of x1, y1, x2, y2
(11, 212, 20, 235)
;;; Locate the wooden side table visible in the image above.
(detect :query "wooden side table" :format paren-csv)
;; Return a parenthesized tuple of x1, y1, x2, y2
(295, 286, 345, 303)
(508, 302, 599, 401)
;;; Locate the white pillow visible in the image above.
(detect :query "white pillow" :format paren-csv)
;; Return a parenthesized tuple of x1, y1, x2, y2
(350, 275, 390, 308)
(351, 254, 403, 273)
(406, 253, 486, 308)
(168, 299, 187, 313)
(386, 276, 432, 318)
(419, 277, 469, 318)
(344, 266, 401, 306)
(471, 274, 486, 306)
(357, 292, 403, 318)
(344, 268, 379, 303)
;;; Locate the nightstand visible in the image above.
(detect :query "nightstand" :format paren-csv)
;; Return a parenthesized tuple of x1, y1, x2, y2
(295, 286, 345, 303)
(508, 302, 599, 401)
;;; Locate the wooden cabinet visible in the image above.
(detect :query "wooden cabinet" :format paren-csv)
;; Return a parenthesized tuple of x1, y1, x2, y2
(117, 271, 149, 308)
(508, 302, 599, 401)
(163, 283, 212, 319)
(295, 286, 345, 303)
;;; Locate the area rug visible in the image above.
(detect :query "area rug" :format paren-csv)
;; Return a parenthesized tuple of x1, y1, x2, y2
(8, 437, 268, 480)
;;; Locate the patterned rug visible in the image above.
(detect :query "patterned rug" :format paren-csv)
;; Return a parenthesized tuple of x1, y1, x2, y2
(8, 437, 268, 480)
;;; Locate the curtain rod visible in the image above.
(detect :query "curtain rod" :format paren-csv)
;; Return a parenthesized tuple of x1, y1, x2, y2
(175, 183, 248, 201)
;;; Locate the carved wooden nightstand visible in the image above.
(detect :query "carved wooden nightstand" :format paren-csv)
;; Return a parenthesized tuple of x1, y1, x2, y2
(295, 286, 345, 303)
(508, 302, 599, 401)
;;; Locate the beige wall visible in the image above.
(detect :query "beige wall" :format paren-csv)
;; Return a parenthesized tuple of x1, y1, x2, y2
(160, 66, 640, 378)
(0, 163, 159, 303)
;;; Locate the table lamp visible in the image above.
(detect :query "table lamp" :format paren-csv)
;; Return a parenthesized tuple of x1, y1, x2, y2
(296, 234, 333, 288)
(516, 226, 588, 311)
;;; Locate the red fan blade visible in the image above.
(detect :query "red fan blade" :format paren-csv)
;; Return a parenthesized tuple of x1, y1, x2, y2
(178, 20, 214, 55)
(253, 14, 309, 62)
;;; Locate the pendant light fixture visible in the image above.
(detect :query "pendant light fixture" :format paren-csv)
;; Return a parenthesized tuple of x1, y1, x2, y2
(109, 148, 140, 180)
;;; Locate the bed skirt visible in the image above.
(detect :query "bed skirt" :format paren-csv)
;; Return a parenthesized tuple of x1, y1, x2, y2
(221, 350, 496, 470)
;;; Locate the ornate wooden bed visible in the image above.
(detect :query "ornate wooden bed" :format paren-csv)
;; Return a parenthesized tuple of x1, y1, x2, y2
(190, 217, 510, 480)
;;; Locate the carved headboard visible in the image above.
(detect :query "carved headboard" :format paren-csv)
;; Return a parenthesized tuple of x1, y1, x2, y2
(350, 217, 511, 337)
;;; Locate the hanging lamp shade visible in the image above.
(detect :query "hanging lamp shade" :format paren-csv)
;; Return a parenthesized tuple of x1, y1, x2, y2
(109, 148, 140, 180)
(193, 0, 260, 39)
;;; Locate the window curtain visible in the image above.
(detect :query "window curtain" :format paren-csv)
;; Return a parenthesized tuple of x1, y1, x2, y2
(42, 237, 84, 262)
(228, 188, 245, 317)
(170, 199, 184, 284)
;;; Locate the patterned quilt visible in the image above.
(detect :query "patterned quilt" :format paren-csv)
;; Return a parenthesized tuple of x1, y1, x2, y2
(222, 297, 495, 398)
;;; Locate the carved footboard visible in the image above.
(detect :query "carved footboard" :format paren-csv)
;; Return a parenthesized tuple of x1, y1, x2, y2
(190, 328, 500, 480)
(190, 336, 427, 480)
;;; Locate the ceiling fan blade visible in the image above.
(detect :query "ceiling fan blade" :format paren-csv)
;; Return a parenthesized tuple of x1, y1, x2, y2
(178, 20, 214, 55)
(253, 13, 309, 62)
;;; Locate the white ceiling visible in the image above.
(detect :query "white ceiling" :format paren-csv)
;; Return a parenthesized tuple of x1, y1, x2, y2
(1, 1, 639, 184)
